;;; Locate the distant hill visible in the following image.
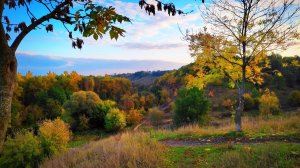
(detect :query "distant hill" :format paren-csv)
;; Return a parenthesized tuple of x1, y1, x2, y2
(114, 70, 171, 88)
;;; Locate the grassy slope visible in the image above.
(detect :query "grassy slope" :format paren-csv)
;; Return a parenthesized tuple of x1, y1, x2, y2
(45, 113, 300, 168)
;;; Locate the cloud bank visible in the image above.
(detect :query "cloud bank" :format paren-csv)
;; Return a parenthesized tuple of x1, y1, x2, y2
(115, 42, 186, 50)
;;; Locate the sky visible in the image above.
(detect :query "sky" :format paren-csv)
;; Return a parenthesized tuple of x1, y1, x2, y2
(3, 0, 300, 75)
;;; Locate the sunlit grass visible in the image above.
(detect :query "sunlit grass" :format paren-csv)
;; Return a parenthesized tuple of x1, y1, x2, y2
(42, 132, 166, 168)
(151, 112, 300, 140)
(41, 113, 300, 168)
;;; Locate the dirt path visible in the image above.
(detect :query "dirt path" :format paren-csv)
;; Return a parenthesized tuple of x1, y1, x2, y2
(161, 136, 300, 147)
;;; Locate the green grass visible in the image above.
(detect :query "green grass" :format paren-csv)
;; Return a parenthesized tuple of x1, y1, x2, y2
(165, 143, 300, 168)
(151, 130, 300, 141)
(67, 139, 89, 148)
(68, 130, 109, 148)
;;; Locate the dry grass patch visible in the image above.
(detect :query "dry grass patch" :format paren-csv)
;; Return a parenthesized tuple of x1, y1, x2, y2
(41, 132, 166, 168)
(153, 112, 300, 140)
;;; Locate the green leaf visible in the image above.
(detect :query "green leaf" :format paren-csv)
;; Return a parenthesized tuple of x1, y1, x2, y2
(75, 12, 80, 21)
(93, 33, 98, 40)
(109, 30, 117, 40)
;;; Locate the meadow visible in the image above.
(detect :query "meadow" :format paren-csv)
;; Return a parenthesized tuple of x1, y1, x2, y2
(41, 112, 300, 168)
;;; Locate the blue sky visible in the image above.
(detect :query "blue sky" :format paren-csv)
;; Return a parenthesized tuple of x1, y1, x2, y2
(3, 0, 300, 75)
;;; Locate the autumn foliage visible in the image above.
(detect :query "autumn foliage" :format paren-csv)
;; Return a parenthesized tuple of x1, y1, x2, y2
(39, 118, 70, 156)
(259, 89, 280, 116)
(126, 109, 143, 126)
(0, 131, 42, 168)
(105, 108, 127, 132)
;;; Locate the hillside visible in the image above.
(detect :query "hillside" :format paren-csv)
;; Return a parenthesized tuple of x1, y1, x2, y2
(114, 70, 170, 89)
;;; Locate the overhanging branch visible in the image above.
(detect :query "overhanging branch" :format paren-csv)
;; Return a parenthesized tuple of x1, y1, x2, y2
(10, 0, 70, 51)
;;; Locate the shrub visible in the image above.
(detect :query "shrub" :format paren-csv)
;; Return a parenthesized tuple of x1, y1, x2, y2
(173, 87, 211, 126)
(222, 99, 234, 110)
(243, 93, 255, 111)
(287, 90, 300, 107)
(64, 91, 113, 130)
(91, 100, 117, 126)
(39, 118, 70, 156)
(78, 115, 90, 131)
(126, 109, 143, 126)
(0, 131, 42, 168)
(149, 107, 164, 126)
(105, 108, 126, 132)
(259, 89, 280, 116)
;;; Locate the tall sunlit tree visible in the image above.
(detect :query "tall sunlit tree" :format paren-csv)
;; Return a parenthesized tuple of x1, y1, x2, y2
(186, 0, 300, 131)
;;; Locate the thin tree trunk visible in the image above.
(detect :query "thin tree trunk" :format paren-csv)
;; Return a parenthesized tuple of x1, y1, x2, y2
(235, 67, 246, 132)
(0, 16, 17, 153)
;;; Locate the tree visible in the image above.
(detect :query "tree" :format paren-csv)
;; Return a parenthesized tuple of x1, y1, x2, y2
(104, 108, 126, 132)
(39, 118, 70, 156)
(186, 0, 299, 131)
(259, 88, 280, 116)
(63, 91, 102, 130)
(173, 87, 210, 126)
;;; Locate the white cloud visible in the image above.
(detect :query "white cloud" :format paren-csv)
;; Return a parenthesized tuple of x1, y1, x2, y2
(91, 0, 203, 42)
(114, 42, 186, 50)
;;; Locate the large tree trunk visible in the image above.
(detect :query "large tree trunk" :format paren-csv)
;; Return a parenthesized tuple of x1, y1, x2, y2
(0, 20, 17, 153)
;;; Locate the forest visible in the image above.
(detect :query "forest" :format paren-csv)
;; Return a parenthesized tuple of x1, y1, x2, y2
(0, 0, 300, 167)
(1, 54, 299, 167)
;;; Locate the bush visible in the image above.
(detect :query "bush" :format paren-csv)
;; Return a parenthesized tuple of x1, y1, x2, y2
(78, 115, 90, 131)
(126, 109, 143, 126)
(259, 89, 280, 116)
(222, 99, 234, 110)
(0, 131, 42, 168)
(39, 118, 70, 156)
(90, 100, 118, 129)
(287, 90, 300, 107)
(64, 91, 114, 130)
(173, 87, 211, 126)
(149, 107, 164, 126)
(243, 93, 255, 111)
(105, 108, 126, 132)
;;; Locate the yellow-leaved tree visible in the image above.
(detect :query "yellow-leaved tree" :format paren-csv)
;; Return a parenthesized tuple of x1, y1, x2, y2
(39, 118, 70, 156)
(185, 0, 300, 131)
